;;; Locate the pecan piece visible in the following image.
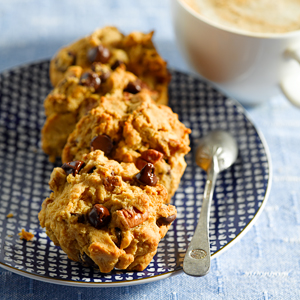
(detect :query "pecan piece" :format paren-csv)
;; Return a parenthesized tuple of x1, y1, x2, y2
(141, 149, 163, 164)
(135, 157, 147, 170)
(103, 176, 121, 192)
(136, 149, 163, 170)
(116, 208, 149, 229)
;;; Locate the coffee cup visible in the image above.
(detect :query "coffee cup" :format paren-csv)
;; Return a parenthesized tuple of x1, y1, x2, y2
(171, 0, 300, 107)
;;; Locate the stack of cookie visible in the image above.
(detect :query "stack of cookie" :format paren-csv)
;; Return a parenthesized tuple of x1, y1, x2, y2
(38, 27, 191, 273)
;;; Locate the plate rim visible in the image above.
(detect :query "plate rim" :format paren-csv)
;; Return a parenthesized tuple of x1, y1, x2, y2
(0, 61, 272, 287)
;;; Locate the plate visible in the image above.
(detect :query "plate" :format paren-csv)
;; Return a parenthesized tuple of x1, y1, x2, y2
(0, 61, 271, 287)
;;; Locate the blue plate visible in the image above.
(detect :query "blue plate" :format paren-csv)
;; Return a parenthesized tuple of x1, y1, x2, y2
(0, 61, 271, 287)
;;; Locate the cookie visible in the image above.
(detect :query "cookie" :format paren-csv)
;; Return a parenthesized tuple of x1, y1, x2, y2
(42, 64, 155, 162)
(50, 26, 170, 106)
(38, 150, 177, 273)
(62, 91, 191, 202)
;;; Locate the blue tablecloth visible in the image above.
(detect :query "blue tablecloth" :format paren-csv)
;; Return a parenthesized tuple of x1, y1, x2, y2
(1, 1, 300, 299)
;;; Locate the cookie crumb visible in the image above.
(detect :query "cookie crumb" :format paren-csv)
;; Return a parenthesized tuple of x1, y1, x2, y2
(6, 213, 14, 218)
(18, 229, 34, 241)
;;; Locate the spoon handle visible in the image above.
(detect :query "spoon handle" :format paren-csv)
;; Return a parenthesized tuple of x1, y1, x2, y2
(183, 163, 218, 276)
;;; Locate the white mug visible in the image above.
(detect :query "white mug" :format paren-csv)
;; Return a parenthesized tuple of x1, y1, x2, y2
(171, 0, 300, 107)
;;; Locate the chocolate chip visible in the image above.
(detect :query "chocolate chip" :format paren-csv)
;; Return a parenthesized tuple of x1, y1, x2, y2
(79, 252, 98, 268)
(99, 71, 111, 82)
(77, 214, 86, 223)
(87, 47, 99, 63)
(79, 72, 101, 90)
(87, 166, 97, 174)
(87, 45, 111, 64)
(111, 60, 124, 70)
(71, 213, 86, 223)
(61, 160, 85, 176)
(135, 163, 158, 186)
(90, 135, 113, 155)
(115, 227, 122, 248)
(124, 79, 142, 94)
(157, 214, 176, 226)
(87, 204, 111, 229)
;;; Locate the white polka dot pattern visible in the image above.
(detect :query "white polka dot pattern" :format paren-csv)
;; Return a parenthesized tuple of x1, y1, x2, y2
(0, 62, 270, 286)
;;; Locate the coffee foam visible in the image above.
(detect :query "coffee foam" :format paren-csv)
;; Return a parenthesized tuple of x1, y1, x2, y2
(182, 0, 300, 34)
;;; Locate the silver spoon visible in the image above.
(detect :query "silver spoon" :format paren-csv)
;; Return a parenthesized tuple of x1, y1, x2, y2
(183, 130, 238, 277)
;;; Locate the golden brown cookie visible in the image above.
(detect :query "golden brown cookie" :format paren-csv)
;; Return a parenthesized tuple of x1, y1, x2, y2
(62, 91, 191, 202)
(42, 64, 155, 162)
(50, 26, 170, 105)
(38, 150, 176, 273)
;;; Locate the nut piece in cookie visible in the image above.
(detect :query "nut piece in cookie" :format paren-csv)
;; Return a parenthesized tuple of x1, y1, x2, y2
(38, 150, 177, 273)
(62, 91, 191, 201)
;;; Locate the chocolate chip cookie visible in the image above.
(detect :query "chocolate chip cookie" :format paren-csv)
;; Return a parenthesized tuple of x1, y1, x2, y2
(62, 91, 191, 202)
(42, 64, 156, 162)
(38, 150, 177, 273)
(49, 26, 170, 105)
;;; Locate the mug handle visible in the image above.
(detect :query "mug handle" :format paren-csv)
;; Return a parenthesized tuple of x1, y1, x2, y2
(280, 48, 300, 107)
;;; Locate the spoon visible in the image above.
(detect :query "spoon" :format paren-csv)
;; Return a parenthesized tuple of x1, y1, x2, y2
(183, 130, 238, 277)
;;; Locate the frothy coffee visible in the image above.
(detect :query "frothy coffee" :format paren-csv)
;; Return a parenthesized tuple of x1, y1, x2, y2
(182, 0, 300, 34)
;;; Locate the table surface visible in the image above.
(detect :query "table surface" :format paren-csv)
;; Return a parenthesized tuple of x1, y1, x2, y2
(1, 1, 300, 299)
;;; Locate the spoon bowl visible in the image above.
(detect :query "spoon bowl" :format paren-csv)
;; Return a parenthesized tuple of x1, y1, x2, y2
(183, 130, 238, 277)
(196, 130, 239, 172)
